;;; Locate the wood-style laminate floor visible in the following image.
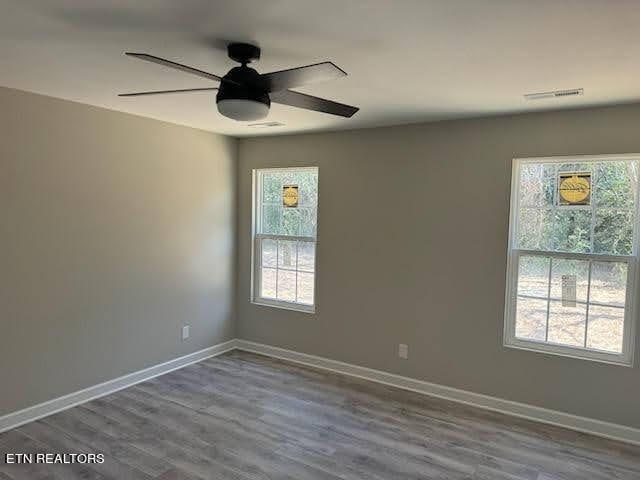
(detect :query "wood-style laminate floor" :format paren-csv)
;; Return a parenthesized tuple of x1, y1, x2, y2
(1, 350, 639, 480)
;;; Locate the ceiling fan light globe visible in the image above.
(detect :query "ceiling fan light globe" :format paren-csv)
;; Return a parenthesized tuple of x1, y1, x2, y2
(217, 99, 269, 121)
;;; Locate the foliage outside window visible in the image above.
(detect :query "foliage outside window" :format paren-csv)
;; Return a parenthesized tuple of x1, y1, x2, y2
(505, 155, 639, 365)
(252, 167, 318, 312)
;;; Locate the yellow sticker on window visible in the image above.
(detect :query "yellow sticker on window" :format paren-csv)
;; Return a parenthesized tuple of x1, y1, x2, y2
(558, 172, 591, 205)
(282, 185, 299, 208)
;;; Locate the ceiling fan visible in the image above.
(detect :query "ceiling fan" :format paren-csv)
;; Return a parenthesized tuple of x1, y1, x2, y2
(119, 43, 359, 121)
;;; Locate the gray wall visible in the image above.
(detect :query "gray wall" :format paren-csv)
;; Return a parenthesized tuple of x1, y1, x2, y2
(237, 104, 640, 428)
(4, 84, 640, 429)
(1, 87, 237, 416)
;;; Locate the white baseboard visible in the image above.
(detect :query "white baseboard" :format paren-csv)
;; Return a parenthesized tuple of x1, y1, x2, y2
(3, 337, 638, 446)
(235, 339, 640, 446)
(0, 339, 237, 434)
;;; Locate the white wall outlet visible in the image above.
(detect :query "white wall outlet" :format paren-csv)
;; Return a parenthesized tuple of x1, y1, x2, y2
(398, 343, 408, 359)
(182, 325, 190, 341)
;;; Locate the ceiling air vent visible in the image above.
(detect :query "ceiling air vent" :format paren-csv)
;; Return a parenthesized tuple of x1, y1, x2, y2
(524, 88, 584, 101)
(248, 121, 285, 128)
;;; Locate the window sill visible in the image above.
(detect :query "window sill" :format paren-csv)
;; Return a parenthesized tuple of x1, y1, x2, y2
(251, 298, 315, 314)
(503, 339, 633, 367)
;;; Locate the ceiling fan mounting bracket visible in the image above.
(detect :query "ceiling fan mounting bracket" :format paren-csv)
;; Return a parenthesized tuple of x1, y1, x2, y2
(227, 43, 261, 64)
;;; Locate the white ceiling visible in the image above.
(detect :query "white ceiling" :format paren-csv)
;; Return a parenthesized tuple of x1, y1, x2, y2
(2, 0, 640, 137)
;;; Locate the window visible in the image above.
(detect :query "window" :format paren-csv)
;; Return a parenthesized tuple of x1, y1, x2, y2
(252, 167, 318, 312)
(504, 155, 639, 365)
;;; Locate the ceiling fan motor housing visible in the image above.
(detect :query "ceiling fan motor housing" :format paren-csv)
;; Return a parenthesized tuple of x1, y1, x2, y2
(216, 66, 270, 120)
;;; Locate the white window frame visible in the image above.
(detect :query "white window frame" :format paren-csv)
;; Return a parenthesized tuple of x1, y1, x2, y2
(504, 154, 640, 366)
(251, 167, 318, 313)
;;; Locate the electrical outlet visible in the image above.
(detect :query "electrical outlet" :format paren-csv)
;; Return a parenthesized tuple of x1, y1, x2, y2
(398, 343, 408, 359)
(182, 325, 190, 341)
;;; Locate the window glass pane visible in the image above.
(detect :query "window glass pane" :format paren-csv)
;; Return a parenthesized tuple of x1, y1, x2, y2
(298, 207, 318, 236)
(590, 262, 627, 307)
(594, 210, 633, 256)
(296, 171, 319, 206)
(557, 162, 592, 174)
(278, 240, 297, 270)
(262, 173, 281, 203)
(549, 258, 589, 303)
(515, 297, 547, 341)
(593, 161, 637, 209)
(517, 256, 549, 298)
(516, 159, 639, 255)
(587, 306, 625, 353)
(519, 163, 556, 207)
(282, 208, 300, 236)
(517, 208, 553, 250)
(278, 169, 298, 186)
(261, 267, 277, 299)
(552, 209, 591, 253)
(261, 239, 277, 267)
(261, 205, 281, 235)
(297, 272, 314, 305)
(547, 301, 586, 347)
(277, 270, 296, 302)
(297, 241, 315, 272)
(258, 169, 318, 237)
(260, 205, 316, 237)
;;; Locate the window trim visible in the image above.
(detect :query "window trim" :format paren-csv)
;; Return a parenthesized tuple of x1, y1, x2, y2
(504, 154, 640, 366)
(250, 167, 318, 314)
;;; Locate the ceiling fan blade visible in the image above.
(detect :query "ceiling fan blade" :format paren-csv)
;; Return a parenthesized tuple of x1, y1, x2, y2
(118, 87, 218, 97)
(258, 62, 347, 92)
(271, 90, 359, 118)
(125, 52, 235, 84)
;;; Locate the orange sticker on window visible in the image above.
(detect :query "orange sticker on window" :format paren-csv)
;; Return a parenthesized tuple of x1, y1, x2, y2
(559, 172, 591, 205)
(282, 185, 299, 208)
